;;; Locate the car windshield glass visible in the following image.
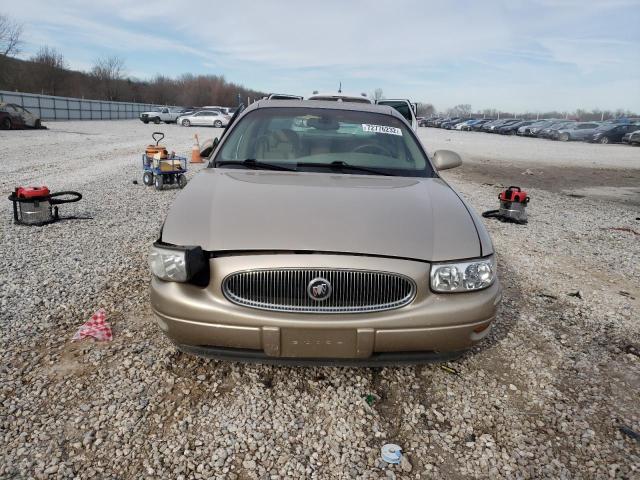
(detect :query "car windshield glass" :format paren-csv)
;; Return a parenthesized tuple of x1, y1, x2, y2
(215, 107, 434, 177)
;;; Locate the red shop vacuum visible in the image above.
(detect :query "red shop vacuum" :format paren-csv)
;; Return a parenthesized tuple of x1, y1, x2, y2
(482, 186, 530, 224)
(8, 186, 83, 226)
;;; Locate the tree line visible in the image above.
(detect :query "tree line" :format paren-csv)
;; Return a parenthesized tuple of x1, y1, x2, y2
(0, 13, 265, 107)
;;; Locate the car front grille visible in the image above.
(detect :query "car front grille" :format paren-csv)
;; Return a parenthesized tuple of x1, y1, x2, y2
(222, 269, 416, 313)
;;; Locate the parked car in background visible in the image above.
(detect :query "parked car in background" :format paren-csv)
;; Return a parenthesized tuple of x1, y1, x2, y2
(1, 105, 25, 129)
(150, 99, 501, 364)
(477, 119, 505, 132)
(498, 120, 536, 135)
(551, 122, 601, 141)
(426, 117, 444, 127)
(203, 106, 237, 115)
(484, 119, 519, 133)
(516, 120, 544, 136)
(622, 129, 640, 145)
(433, 117, 458, 128)
(139, 107, 184, 124)
(453, 119, 478, 130)
(526, 120, 560, 137)
(537, 121, 576, 139)
(177, 110, 230, 128)
(439, 117, 463, 129)
(462, 119, 493, 131)
(0, 102, 41, 129)
(589, 123, 640, 144)
(440, 119, 458, 129)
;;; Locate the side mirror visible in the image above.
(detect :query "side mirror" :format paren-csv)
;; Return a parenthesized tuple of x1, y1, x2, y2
(212, 137, 219, 149)
(432, 150, 462, 171)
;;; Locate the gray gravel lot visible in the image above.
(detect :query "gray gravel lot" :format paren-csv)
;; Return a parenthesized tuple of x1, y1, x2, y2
(1, 121, 639, 479)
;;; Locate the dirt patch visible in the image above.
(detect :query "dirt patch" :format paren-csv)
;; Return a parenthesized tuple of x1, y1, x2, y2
(455, 160, 640, 206)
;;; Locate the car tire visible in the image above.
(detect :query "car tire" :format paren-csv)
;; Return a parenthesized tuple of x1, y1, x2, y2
(560, 133, 569, 141)
(1, 117, 11, 130)
(143, 120, 149, 124)
(214, 120, 222, 128)
(153, 117, 161, 124)
(143, 171, 154, 186)
(177, 174, 187, 189)
(34, 119, 41, 129)
(599, 136, 609, 144)
(154, 175, 164, 190)
(182, 120, 190, 127)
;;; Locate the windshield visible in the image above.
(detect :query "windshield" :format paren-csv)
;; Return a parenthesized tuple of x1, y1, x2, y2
(214, 107, 434, 177)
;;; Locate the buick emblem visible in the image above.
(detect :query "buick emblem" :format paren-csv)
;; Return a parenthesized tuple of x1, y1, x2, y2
(307, 277, 332, 301)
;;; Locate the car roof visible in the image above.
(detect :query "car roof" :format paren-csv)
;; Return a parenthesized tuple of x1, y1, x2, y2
(307, 92, 371, 102)
(241, 99, 407, 123)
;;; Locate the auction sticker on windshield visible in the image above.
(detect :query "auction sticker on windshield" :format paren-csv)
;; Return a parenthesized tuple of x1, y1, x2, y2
(362, 124, 403, 136)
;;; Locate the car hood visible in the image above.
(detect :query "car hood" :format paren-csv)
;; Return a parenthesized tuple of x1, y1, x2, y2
(161, 169, 483, 262)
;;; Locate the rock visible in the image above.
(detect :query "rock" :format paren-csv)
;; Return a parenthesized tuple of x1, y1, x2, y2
(400, 454, 412, 472)
(82, 431, 96, 448)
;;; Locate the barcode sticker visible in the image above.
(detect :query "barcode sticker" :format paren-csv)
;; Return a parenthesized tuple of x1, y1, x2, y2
(362, 124, 403, 136)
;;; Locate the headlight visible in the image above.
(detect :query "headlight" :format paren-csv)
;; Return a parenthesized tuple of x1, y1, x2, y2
(149, 243, 206, 282)
(430, 256, 496, 293)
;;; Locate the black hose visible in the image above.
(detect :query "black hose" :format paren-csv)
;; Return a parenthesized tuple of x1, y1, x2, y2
(482, 209, 527, 225)
(49, 191, 82, 204)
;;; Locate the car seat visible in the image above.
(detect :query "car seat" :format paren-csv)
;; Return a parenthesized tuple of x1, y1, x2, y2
(255, 129, 301, 160)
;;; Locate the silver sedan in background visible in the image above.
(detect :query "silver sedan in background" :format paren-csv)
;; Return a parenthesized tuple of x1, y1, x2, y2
(551, 122, 602, 141)
(177, 110, 231, 128)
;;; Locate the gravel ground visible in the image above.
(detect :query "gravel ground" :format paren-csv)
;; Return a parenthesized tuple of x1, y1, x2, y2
(1, 120, 639, 479)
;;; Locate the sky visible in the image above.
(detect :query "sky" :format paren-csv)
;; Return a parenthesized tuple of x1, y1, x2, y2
(3, 0, 640, 112)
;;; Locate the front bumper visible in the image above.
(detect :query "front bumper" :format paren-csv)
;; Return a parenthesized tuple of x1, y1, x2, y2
(150, 254, 502, 364)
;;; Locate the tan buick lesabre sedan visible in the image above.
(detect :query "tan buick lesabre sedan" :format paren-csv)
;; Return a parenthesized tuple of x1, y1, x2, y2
(150, 100, 501, 365)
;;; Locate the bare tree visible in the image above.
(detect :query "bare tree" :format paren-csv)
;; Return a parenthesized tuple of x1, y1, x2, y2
(0, 13, 23, 56)
(91, 55, 126, 100)
(92, 55, 125, 79)
(31, 46, 65, 69)
(416, 103, 435, 117)
(30, 46, 66, 95)
(370, 88, 384, 101)
(447, 104, 472, 117)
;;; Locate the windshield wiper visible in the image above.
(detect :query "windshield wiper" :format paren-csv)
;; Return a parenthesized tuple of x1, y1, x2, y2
(297, 160, 395, 176)
(215, 159, 297, 172)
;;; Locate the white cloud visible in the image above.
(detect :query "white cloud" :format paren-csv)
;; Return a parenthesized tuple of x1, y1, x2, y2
(2, 0, 639, 111)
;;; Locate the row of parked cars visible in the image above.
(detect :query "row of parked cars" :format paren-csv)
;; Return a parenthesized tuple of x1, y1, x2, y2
(139, 106, 236, 128)
(421, 116, 640, 145)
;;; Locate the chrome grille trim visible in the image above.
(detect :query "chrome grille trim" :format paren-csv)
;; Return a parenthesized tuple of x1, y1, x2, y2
(222, 269, 416, 313)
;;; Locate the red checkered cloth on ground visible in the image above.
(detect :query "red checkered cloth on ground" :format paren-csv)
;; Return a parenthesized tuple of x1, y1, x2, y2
(72, 309, 112, 342)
